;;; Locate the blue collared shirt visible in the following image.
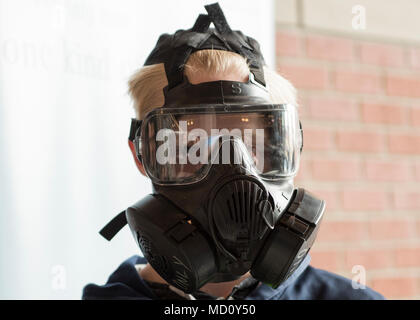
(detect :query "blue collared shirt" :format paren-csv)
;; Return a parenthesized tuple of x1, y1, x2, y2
(82, 255, 384, 300)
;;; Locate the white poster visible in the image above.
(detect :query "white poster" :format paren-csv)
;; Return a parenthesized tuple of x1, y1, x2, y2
(0, 0, 274, 299)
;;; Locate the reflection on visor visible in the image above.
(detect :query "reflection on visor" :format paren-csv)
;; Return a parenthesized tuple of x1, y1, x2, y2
(139, 104, 301, 185)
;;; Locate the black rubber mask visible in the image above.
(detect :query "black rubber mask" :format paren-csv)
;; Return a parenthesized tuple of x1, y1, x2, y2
(99, 2, 325, 294)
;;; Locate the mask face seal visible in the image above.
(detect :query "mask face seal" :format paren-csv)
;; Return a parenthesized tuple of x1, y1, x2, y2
(99, 2, 325, 294)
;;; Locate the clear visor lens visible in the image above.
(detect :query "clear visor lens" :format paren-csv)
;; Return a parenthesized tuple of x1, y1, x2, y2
(140, 105, 301, 185)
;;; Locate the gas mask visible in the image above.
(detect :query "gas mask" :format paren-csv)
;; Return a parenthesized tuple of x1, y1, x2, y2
(100, 3, 325, 294)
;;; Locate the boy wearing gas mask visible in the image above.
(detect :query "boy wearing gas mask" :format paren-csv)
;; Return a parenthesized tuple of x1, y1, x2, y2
(83, 3, 383, 300)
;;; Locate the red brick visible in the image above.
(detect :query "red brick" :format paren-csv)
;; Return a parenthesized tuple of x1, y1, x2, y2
(369, 220, 414, 240)
(386, 75, 420, 98)
(278, 64, 329, 90)
(337, 131, 385, 153)
(345, 249, 393, 270)
(297, 95, 309, 117)
(411, 107, 420, 126)
(306, 35, 354, 62)
(394, 192, 420, 210)
(312, 158, 361, 181)
(295, 158, 311, 181)
(311, 189, 339, 211)
(302, 127, 334, 151)
(388, 134, 420, 154)
(395, 248, 420, 268)
(334, 70, 382, 94)
(305, 96, 359, 121)
(298, 108, 309, 121)
(310, 250, 340, 271)
(361, 103, 407, 125)
(276, 31, 301, 57)
(341, 190, 388, 211)
(371, 277, 417, 298)
(296, 96, 309, 120)
(317, 220, 368, 242)
(409, 48, 420, 69)
(416, 163, 420, 181)
(365, 160, 412, 182)
(359, 42, 405, 67)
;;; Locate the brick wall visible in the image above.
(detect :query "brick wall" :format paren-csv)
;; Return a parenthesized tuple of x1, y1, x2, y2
(275, 27, 420, 299)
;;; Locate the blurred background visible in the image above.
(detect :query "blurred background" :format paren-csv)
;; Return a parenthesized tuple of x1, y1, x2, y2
(0, 0, 419, 299)
(0, 0, 274, 299)
(279, 0, 420, 299)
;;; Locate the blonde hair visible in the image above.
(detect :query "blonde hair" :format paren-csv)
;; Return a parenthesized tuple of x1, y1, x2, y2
(128, 49, 297, 120)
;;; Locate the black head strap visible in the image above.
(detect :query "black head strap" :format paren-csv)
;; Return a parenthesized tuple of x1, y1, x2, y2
(192, 14, 211, 33)
(144, 2, 266, 91)
(129, 118, 142, 142)
(99, 210, 127, 241)
(204, 2, 231, 34)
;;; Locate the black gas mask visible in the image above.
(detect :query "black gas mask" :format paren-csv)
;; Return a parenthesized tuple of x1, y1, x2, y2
(100, 3, 325, 294)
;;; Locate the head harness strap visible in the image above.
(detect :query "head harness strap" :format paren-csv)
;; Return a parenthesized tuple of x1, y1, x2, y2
(204, 2, 232, 34)
(144, 2, 266, 91)
(191, 14, 211, 33)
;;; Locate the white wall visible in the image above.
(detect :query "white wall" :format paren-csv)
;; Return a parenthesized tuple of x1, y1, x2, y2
(276, 0, 420, 44)
(0, 0, 275, 299)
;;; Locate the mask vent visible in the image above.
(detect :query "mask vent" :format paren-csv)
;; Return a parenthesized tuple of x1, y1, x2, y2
(137, 232, 171, 279)
(209, 177, 274, 264)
